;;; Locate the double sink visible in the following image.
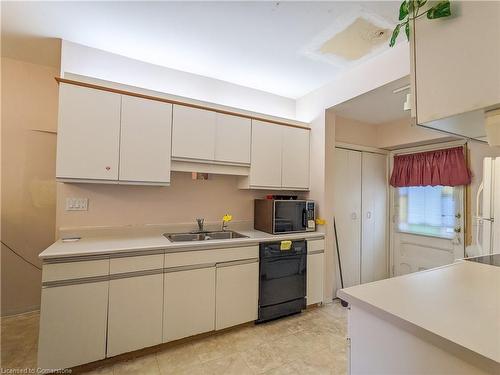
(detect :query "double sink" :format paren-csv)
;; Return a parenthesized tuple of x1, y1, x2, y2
(164, 230, 248, 242)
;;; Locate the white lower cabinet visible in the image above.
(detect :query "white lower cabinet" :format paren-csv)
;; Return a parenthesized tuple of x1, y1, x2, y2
(307, 253, 324, 305)
(107, 273, 164, 357)
(163, 266, 216, 342)
(38, 281, 109, 369)
(215, 260, 259, 330)
(307, 239, 325, 305)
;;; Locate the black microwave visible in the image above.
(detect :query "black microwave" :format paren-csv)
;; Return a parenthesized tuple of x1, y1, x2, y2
(254, 199, 316, 234)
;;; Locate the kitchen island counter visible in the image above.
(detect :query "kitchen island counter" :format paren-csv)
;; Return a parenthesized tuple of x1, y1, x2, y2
(338, 260, 499, 374)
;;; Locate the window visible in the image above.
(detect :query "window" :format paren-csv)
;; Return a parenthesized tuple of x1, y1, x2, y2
(396, 186, 457, 239)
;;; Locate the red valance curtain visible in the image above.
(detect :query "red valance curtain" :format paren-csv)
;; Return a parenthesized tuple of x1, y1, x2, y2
(390, 146, 471, 187)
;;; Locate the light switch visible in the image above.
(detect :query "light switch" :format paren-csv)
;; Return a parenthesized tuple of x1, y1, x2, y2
(65, 198, 89, 211)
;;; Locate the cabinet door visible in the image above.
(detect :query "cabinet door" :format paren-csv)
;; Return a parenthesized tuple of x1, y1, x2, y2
(163, 266, 216, 342)
(215, 113, 251, 164)
(361, 152, 388, 284)
(282, 127, 310, 190)
(119, 96, 172, 184)
(414, 2, 500, 124)
(171, 105, 216, 161)
(107, 274, 163, 357)
(215, 260, 259, 330)
(333, 148, 362, 288)
(249, 120, 282, 188)
(37, 282, 108, 369)
(307, 252, 324, 306)
(56, 84, 121, 181)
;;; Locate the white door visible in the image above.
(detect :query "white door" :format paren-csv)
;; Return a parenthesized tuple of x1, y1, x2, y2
(119, 96, 172, 184)
(56, 84, 121, 181)
(215, 260, 259, 330)
(214, 113, 251, 164)
(249, 120, 282, 188)
(392, 185, 465, 275)
(333, 148, 362, 288)
(163, 266, 216, 342)
(171, 105, 216, 161)
(282, 127, 310, 190)
(107, 274, 163, 357)
(37, 282, 108, 369)
(361, 153, 388, 283)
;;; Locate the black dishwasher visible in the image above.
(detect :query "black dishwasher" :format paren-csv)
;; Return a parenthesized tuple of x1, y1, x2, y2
(257, 240, 307, 323)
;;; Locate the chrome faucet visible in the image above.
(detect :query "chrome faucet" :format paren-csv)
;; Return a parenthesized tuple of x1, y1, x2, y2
(196, 218, 205, 232)
(222, 220, 229, 231)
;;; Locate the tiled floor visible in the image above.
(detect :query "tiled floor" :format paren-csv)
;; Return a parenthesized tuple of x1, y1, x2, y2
(2, 301, 347, 374)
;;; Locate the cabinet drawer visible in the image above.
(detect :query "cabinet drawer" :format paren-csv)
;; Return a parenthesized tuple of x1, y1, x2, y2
(42, 259, 109, 283)
(307, 239, 325, 253)
(165, 245, 258, 268)
(110, 253, 163, 275)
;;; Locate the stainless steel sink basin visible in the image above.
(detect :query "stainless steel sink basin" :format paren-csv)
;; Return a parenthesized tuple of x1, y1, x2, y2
(164, 230, 248, 242)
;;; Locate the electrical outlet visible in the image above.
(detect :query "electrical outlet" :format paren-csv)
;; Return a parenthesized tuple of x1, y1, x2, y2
(65, 198, 89, 211)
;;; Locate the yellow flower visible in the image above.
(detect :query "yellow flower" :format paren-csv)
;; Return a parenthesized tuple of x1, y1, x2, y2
(223, 214, 233, 222)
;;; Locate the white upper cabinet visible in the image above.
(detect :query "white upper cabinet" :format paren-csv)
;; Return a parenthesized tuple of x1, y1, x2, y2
(249, 120, 283, 188)
(119, 96, 172, 184)
(56, 81, 309, 185)
(56, 83, 121, 181)
(244, 120, 310, 190)
(413, 2, 500, 124)
(57, 84, 173, 185)
(172, 105, 251, 165)
(282, 127, 310, 190)
(215, 113, 251, 164)
(171, 105, 216, 161)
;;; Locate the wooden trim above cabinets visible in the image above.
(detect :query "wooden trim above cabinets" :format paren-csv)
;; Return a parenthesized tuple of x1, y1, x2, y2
(55, 77, 310, 130)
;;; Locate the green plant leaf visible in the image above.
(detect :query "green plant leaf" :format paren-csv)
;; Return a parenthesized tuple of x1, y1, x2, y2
(390, 24, 401, 47)
(399, 1, 409, 20)
(427, 0, 451, 19)
(417, 0, 428, 7)
(405, 22, 410, 41)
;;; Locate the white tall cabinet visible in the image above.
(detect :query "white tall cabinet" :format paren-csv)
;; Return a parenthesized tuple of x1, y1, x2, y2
(333, 148, 387, 289)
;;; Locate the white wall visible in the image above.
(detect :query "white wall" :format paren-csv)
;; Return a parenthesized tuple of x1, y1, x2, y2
(296, 43, 410, 122)
(297, 43, 411, 302)
(60, 40, 296, 119)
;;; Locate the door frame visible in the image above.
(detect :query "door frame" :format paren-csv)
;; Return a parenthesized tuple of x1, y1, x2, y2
(388, 140, 468, 276)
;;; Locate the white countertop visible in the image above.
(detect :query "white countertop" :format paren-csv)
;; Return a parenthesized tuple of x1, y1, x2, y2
(338, 260, 500, 363)
(39, 229, 325, 259)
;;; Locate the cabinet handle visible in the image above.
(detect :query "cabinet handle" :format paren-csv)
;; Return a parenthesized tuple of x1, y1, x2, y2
(366, 211, 372, 219)
(351, 213, 357, 220)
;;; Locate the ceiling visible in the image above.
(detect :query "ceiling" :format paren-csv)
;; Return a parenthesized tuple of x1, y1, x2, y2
(1, 1, 401, 99)
(332, 76, 411, 124)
